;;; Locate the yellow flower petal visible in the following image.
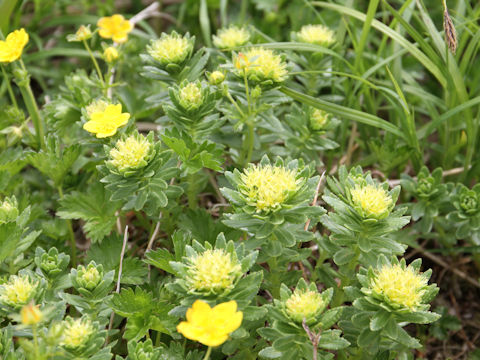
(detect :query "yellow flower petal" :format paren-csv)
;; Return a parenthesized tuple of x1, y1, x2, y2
(97, 14, 133, 43)
(0, 28, 29, 63)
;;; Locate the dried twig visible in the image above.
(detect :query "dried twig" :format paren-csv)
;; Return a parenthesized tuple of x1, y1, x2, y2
(302, 319, 321, 360)
(304, 171, 326, 231)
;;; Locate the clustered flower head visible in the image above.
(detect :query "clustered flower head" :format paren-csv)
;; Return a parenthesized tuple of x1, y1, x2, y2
(234, 48, 288, 83)
(309, 108, 330, 131)
(186, 249, 242, 294)
(178, 82, 204, 110)
(370, 263, 428, 311)
(296, 24, 335, 46)
(83, 103, 130, 138)
(0, 28, 29, 63)
(20, 303, 43, 326)
(75, 263, 102, 291)
(85, 99, 110, 119)
(0, 196, 19, 224)
(177, 300, 243, 347)
(0, 274, 39, 308)
(97, 14, 133, 43)
(239, 164, 300, 213)
(213, 26, 250, 49)
(147, 32, 193, 66)
(61, 317, 94, 349)
(285, 289, 324, 324)
(350, 183, 393, 220)
(108, 133, 154, 175)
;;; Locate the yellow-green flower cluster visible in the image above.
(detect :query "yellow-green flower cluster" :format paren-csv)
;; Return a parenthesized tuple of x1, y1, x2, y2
(208, 70, 225, 85)
(76, 264, 101, 291)
(296, 24, 335, 46)
(85, 99, 110, 119)
(285, 289, 324, 324)
(0, 196, 19, 224)
(213, 26, 250, 49)
(235, 48, 288, 83)
(239, 164, 300, 212)
(61, 317, 94, 349)
(309, 108, 330, 131)
(370, 264, 428, 311)
(108, 133, 153, 174)
(0, 274, 38, 308)
(186, 249, 242, 293)
(147, 32, 193, 66)
(179, 82, 204, 110)
(350, 184, 393, 219)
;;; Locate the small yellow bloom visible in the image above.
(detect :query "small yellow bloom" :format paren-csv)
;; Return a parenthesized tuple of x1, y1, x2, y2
(83, 104, 130, 138)
(179, 82, 204, 109)
(76, 25, 92, 41)
(61, 317, 94, 349)
(297, 24, 335, 46)
(0, 275, 38, 308)
(97, 14, 133, 43)
(147, 33, 192, 65)
(350, 184, 392, 219)
(186, 249, 241, 293)
(21, 303, 43, 326)
(237, 48, 288, 83)
(371, 264, 428, 310)
(286, 290, 324, 323)
(310, 109, 330, 131)
(0, 28, 29, 63)
(109, 134, 152, 173)
(208, 71, 225, 85)
(177, 300, 243, 347)
(103, 46, 119, 63)
(213, 26, 250, 49)
(240, 164, 299, 212)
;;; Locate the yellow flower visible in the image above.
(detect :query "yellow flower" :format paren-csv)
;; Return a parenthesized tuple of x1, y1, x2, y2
(0, 28, 29, 63)
(179, 82, 203, 109)
(286, 290, 324, 323)
(103, 46, 119, 63)
(310, 109, 330, 130)
(371, 264, 428, 310)
(109, 134, 152, 173)
(21, 303, 43, 326)
(240, 164, 299, 212)
(61, 317, 94, 349)
(147, 32, 192, 65)
(177, 300, 243, 347)
(297, 24, 335, 46)
(97, 14, 133, 43)
(83, 104, 130, 138)
(213, 26, 250, 49)
(0, 275, 38, 308)
(350, 184, 393, 219)
(208, 71, 225, 85)
(186, 249, 241, 293)
(237, 48, 288, 83)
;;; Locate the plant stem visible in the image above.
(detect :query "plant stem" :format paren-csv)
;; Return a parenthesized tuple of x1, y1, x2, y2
(83, 40, 105, 90)
(32, 325, 40, 360)
(203, 346, 212, 360)
(1, 65, 18, 108)
(187, 173, 198, 209)
(242, 121, 255, 167)
(224, 87, 245, 117)
(18, 60, 45, 149)
(57, 186, 77, 267)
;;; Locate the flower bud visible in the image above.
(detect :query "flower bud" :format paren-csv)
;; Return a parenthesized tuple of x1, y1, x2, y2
(208, 71, 225, 85)
(108, 133, 154, 176)
(179, 82, 204, 110)
(285, 289, 325, 324)
(213, 26, 250, 49)
(147, 32, 193, 66)
(0, 196, 19, 224)
(76, 263, 102, 291)
(350, 183, 393, 220)
(103, 46, 119, 63)
(309, 109, 330, 131)
(21, 303, 43, 326)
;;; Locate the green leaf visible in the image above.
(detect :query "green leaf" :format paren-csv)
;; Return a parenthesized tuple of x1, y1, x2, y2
(370, 310, 391, 331)
(317, 330, 350, 350)
(0, 223, 21, 264)
(258, 347, 282, 359)
(144, 248, 175, 274)
(108, 287, 154, 318)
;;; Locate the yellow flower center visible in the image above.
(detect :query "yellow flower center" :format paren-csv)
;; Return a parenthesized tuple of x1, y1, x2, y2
(179, 82, 203, 109)
(297, 24, 335, 46)
(187, 249, 241, 293)
(61, 318, 94, 349)
(147, 35, 191, 64)
(97, 14, 133, 43)
(371, 264, 428, 310)
(83, 103, 130, 138)
(239, 48, 288, 83)
(240, 165, 299, 212)
(213, 26, 250, 49)
(286, 290, 324, 322)
(310, 109, 329, 130)
(0, 28, 29, 63)
(0, 275, 37, 307)
(350, 184, 392, 218)
(109, 135, 152, 172)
